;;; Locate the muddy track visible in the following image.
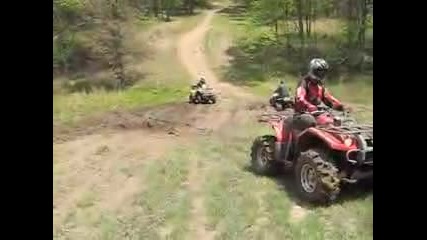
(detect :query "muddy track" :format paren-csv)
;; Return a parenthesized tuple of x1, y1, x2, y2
(176, 10, 258, 239)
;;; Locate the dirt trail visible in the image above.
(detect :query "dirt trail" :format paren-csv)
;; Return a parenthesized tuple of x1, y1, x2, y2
(177, 10, 253, 101)
(172, 8, 269, 239)
(177, 10, 229, 240)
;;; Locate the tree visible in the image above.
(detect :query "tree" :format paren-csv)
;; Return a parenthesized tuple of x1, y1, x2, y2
(295, 0, 305, 47)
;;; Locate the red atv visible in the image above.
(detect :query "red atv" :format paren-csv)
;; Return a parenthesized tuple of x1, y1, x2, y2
(251, 106, 373, 203)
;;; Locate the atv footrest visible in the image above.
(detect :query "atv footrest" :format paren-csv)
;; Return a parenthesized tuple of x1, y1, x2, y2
(342, 169, 373, 183)
(346, 148, 373, 165)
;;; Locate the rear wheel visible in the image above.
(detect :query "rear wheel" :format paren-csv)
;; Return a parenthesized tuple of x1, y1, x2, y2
(195, 93, 202, 104)
(250, 135, 281, 175)
(295, 149, 340, 203)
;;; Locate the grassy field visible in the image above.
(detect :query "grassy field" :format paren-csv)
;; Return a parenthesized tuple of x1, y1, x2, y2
(54, 120, 373, 239)
(53, 13, 206, 125)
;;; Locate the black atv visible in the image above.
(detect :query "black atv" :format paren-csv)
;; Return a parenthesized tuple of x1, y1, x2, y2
(189, 85, 217, 104)
(269, 95, 294, 111)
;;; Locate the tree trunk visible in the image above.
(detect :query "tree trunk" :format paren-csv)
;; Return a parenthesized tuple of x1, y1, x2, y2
(346, 0, 356, 47)
(189, 0, 194, 15)
(275, 19, 278, 37)
(312, 0, 317, 46)
(107, 0, 126, 90)
(284, 3, 290, 46)
(153, 0, 160, 17)
(357, 0, 368, 49)
(305, 0, 312, 38)
(295, 0, 305, 47)
(166, 8, 171, 21)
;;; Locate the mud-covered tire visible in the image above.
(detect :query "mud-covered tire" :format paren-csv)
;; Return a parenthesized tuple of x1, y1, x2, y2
(250, 135, 280, 176)
(194, 94, 202, 104)
(189, 95, 195, 104)
(294, 149, 340, 203)
(274, 103, 284, 111)
(210, 96, 216, 104)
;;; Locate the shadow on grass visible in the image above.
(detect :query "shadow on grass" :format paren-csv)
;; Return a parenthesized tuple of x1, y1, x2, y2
(243, 164, 372, 209)
(221, 36, 367, 87)
(215, 6, 373, 87)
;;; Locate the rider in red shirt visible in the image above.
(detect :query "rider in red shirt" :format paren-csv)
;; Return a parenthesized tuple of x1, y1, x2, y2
(295, 58, 345, 113)
(277, 58, 351, 162)
(284, 59, 351, 138)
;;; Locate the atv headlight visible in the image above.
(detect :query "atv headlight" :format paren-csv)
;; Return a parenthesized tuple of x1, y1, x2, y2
(344, 138, 353, 147)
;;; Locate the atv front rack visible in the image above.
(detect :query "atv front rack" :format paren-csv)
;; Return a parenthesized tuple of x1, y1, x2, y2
(317, 124, 373, 167)
(316, 124, 373, 135)
(258, 112, 293, 123)
(346, 148, 373, 165)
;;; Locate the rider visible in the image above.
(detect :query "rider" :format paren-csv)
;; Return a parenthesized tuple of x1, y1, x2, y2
(292, 58, 351, 129)
(295, 58, 345, 113)
(278, 58, 348, 162)
(190, 76, 208, 101)
(273, 80, 290, 99)
(196, 76, 207, 89)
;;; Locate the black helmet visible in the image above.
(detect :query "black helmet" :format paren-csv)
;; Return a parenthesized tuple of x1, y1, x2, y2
(309, 58, 329, 81)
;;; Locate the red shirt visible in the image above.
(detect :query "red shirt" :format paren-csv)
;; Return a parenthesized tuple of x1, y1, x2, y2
(295, 76, 343, 112)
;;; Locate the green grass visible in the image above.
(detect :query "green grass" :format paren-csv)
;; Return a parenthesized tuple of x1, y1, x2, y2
(106, 149, 191, 239)
(53, 85, 188, 124)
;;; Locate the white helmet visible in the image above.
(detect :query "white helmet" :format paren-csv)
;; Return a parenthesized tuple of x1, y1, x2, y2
(309, 58, 329, 81)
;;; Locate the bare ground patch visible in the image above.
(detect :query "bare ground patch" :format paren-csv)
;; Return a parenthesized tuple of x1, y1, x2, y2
(53, 129, 180, 231)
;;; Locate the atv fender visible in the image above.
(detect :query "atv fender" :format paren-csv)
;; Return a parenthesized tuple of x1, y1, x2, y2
(297, 127, 357, 152)
(268, 119, 294, 162)
(269, 120, 285, 142)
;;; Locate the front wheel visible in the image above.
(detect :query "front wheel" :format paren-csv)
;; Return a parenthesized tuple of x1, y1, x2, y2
(189, 95, 194, 104)
(195, 94, 202, 104)
(250, 135, 281, 175)
(275, 102, 284, 111)
(294, 149, 341, 203)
